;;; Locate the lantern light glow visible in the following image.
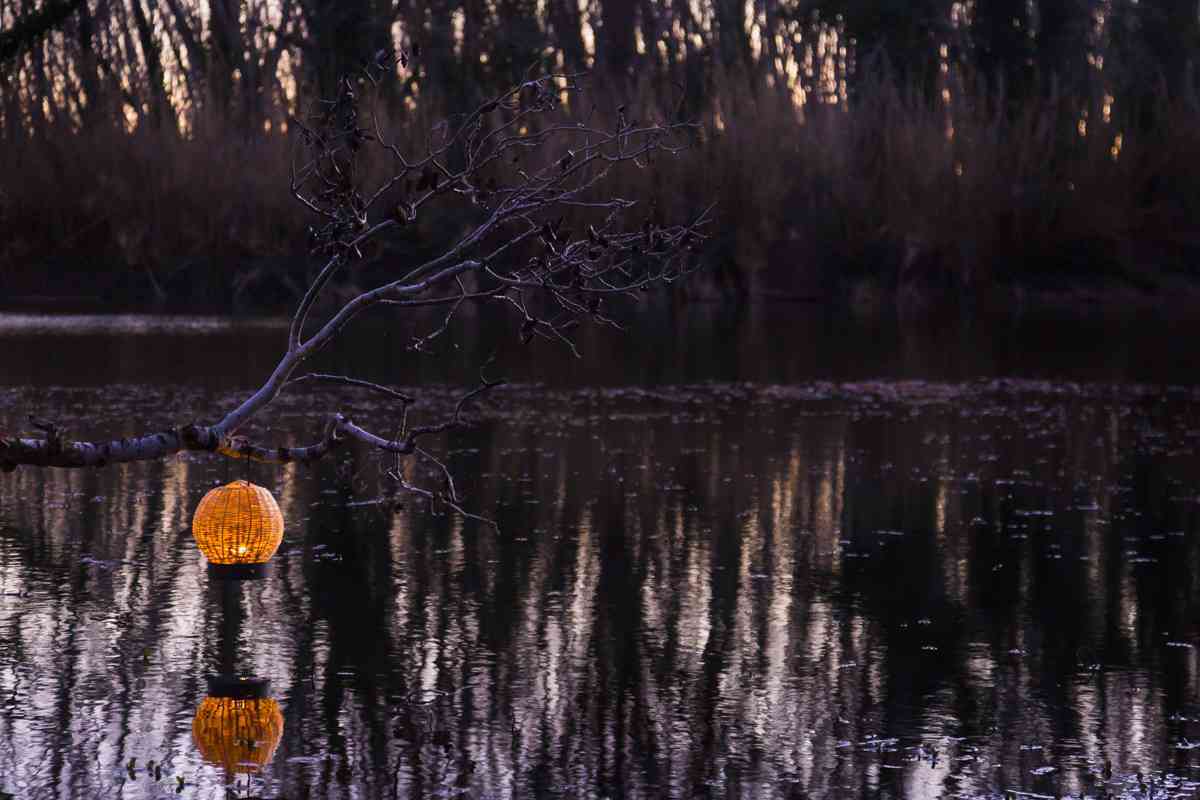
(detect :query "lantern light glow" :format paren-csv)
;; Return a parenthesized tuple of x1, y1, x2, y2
(192, 480, 283, 577)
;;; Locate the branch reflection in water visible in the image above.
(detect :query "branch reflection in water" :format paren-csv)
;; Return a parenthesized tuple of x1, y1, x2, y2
(0, 379, 1197, 798)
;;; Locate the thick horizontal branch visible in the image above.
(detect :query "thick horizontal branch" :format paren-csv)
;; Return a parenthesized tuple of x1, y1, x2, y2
(1, 415, 353, 470)
(0, 424, 219, 470)
(0, 392, 495, 470)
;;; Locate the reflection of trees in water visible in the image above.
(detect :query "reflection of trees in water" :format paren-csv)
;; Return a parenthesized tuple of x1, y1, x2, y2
(0, 388, 1198, 797)
(0, 457, 208, 796)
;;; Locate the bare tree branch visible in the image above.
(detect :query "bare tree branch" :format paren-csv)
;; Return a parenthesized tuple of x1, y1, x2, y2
(2, 54, 710, 524)
(285, 373, 414, 404)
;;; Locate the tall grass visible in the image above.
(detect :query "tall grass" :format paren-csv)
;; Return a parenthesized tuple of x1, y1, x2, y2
(637, 64, 1200, 307)
(4, 65, 1200, 309)
(0, 110, 298, 303)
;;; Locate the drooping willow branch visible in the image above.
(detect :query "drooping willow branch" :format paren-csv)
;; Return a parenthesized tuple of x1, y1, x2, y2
(1, 53, 710, 518)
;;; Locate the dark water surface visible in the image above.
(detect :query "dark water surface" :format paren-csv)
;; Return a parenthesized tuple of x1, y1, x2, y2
(1, 306, 1199, 799)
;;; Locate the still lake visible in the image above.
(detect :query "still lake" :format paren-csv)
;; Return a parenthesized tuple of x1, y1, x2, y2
(0, 304, 1198, 799)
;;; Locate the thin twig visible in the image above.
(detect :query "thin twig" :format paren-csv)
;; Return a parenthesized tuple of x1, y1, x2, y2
(285, 373, 414, 404)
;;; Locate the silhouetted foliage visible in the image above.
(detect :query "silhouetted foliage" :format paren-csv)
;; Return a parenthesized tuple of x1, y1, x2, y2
(5, 0, 1196, 132)
(2, 0, 1200, 306)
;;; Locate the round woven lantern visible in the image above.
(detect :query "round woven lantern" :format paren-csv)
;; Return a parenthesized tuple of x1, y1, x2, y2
(192, 480, 283, 578)
(192, 685, 283, 777)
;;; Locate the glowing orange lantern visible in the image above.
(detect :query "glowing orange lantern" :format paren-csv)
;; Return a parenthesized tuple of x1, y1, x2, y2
(192, 480, 283, 578)
(192, 681, 284, 776)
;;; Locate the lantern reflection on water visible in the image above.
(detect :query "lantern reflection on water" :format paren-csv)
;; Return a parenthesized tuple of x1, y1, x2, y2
(192, 679, 284, 777)
(192, 480, 283, 578)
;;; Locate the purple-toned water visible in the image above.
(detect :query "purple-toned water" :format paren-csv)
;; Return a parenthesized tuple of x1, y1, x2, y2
(0, 306, 1198, 799)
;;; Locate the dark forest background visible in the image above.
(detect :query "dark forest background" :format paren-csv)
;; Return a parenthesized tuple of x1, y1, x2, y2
(3, 0, 1200, 309)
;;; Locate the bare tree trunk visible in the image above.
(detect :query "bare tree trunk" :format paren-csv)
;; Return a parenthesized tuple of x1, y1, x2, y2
(713, 0, 750, 73)
(760, 0, 786, 95)
(600, 0, 636, 79)
(493, 0, 543, 85)
(459, 0, 483, 96)
(207, 0, 242, 118)
(972, 0, 1035, 101)
(547, 0, 586, 71)
(1036, 0, 1087, 86)
(161, 0, 208, 106)
(257, 0, 295, 123)
(298, 0, 384, 101)
(111, 0, 147, 122)
(0, 68, 23, 144)
(20, 0, 53, 129)
(75, 0, 105, 124)
(638, 0, 661, 73)
(130, 0, 173, 127)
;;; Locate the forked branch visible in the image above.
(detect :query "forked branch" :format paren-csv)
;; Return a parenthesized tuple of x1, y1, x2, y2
(2, 52, 710, 521)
